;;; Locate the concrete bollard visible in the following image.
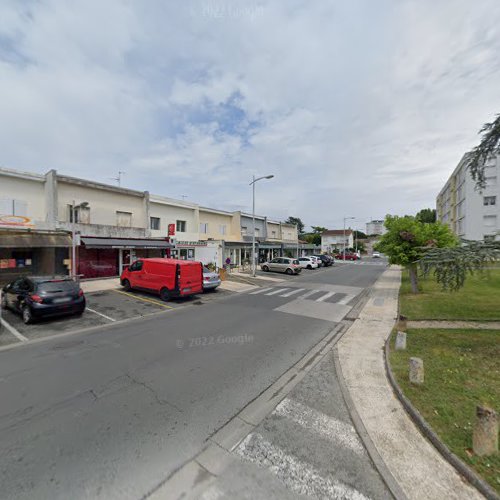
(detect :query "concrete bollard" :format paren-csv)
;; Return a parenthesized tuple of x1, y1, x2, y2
(409, 357, 424, 385)
(395, 331, 407, 350)
(473, 406, 498, 456)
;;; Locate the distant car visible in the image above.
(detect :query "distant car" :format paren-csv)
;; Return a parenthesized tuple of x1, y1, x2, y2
(309, 256, 323, 267)
(1, 276, 85, 324)
(372, 251, 381, 258)
(335, 252, 359, 261)
(312, 254, 333, 267)
(298, 257, 319, 270)
(203, 266, 221, 291)
(261, 257, 302, 275)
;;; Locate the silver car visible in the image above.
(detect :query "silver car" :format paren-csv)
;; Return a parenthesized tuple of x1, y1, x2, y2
(203, 266, 221, 291)
(260, 257, 302, 275)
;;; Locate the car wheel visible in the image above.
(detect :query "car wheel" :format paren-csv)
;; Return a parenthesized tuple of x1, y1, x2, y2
(1, 294, 7, 310)
(307, 265, 312, 270)
(286, 268, 294, 275)
(22, 305, 33, 325)
(262, 265, 269, 272)
(160, 287, 170, 302)
(122, 279, 131, 291)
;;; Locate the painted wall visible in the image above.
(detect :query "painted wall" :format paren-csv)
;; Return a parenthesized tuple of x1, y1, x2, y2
(240, 214, 267, 240)
(150, 198, 199, 242)
(267, 221, 281, 240)
(281, 224, 298, 242)
(199, 209, 240, 241)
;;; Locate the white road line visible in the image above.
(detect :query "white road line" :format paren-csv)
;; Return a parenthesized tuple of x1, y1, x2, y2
(0, 318, 28, 342)
(315, 291, 336, 302)
(274, 398, 364, 454)
(85, 307, 116, 322)
(338, 294, 354, 305)
(237, 433, 369, 500)
(298, 289, 320, 300)
(249, 287, 274, 295)
(265, 288, 289, 296)
(280, 288, 305, 297)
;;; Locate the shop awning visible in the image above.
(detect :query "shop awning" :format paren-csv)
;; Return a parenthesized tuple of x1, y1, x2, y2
(0, 232, 72, 248)
(81, 237, 173, 249)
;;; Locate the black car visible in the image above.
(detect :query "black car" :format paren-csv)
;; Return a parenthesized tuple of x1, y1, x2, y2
(1, 276, 86, 324)
(312, 254, 333, 267)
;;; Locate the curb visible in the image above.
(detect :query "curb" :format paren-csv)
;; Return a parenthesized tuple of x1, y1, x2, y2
(384, 336, 500, 500)
(333, 347, 409, 500)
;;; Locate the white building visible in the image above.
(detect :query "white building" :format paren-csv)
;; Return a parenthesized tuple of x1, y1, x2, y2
(366, 220, 386, 236)
(437, 154, 499, 241)
(321, 230, 354, 253)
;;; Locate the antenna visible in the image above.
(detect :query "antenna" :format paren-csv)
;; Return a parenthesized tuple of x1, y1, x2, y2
(109, 171, 125, 187)
(181, 195, 188, 201)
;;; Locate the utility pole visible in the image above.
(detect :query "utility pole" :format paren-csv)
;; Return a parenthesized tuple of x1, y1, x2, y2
(110, 171, 125, 187)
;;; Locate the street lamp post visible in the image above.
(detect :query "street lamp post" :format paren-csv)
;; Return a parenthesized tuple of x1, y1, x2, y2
(250, 174, 274, 277)
(343, 216, 355, 260)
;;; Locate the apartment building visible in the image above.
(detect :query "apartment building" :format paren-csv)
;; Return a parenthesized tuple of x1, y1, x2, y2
(321, 230, 354, 253)
(437, 154, 499, 241)
(366, 220, 386, 236)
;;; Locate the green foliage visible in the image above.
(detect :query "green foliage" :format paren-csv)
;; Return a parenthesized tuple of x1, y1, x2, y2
(420, 240, 500, 291)
(415, 208, 436, 223)
(467, 113, 500, 189)
(311, 226, 327, 234)
(375, 215, 457, 267)
(285, 216, 304, 235)
(353, 230, 367, 239)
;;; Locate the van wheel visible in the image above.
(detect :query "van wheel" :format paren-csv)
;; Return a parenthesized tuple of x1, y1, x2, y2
(262, 265, 269, 272)
(22, 305, 33, 324)
(160, 288, 170, 302)
(122, 279, 131, 291)
(286, 268, 294, 275)
(307, 265, 312, 270)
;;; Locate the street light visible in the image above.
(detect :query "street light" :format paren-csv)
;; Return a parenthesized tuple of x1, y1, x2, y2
(71, 200, 89, 280)
(250, 174, 274, 277)
(343, 216, 355, 260)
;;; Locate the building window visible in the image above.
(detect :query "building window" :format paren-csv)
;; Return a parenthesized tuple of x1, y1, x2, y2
(486, 176, 497, 186)
(150, 217, 160, 230)
(254, 227, 260, 236)
(241, 226, 247, 235)
(68, 205, 90, 223)
(200, 222, 208, 234)
(176, 220, 186, 232)
(219, 224, 226, 235)
(484, 235, 495, 242)
(116, 211, 132, 227)
(0, 199, 27, 216)
(271, 230, 277, 238)
(483, 215, 497, 227)
(484, 196, 496, 206)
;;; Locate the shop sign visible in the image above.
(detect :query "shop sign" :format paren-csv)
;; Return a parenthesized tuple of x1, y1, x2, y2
(0, 215, 34, 229)
(176, 241, 208, 247)
(168, 223, 176, 236)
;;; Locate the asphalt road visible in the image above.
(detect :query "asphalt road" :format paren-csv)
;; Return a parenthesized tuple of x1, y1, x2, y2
(0, 260, 386, 500)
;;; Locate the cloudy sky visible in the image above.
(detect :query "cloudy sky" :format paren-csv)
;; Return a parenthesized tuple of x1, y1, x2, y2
(1, 0, 500, 231)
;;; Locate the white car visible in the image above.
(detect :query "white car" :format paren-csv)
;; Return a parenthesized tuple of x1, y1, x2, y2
(298, 257, 319, 269)
(372, 251, 381, 258)
(310, 256, 323, 267)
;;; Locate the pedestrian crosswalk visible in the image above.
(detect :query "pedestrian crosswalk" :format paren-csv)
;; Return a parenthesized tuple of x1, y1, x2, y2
(248, 285, 356, 306)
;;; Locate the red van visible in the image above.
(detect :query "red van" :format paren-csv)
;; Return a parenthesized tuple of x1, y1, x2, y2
(120, 258, 203, 301)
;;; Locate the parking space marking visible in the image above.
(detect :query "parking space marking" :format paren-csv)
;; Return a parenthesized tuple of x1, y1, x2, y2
(280, 288, 305, 297)
(0, 318, 28, 342)
(86, 307, 116, 322)
(112, 289, 174, 309)
(315, 291, 336, 302)
(249, 287, 274, 295)
(265, 288, 289, 296)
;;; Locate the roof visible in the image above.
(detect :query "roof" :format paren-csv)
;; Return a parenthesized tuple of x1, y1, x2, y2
(322, 230, 353, 236)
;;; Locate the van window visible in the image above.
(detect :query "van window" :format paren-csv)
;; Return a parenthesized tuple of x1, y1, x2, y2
(129, 261, 143, 271)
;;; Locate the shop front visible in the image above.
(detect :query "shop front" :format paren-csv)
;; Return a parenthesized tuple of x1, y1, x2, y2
(79, 237, 173, 279)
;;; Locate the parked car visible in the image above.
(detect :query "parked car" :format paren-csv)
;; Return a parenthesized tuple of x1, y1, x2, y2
(120, 258, 203, 301)
(1, 276, 85, 324)
(261, 257, 302, 275)
(335, 252, 359, 261)
(203, 266, 221, 291)
(372, 251, 381, 258)
(309, 256, 323, 267)
(312, 254, 333, 267)
(298, 257, 319, 270)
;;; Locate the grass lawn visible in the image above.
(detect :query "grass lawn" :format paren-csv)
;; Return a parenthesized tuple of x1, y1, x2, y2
(389, 328, 500, 493)
(399, 268, 500, 321)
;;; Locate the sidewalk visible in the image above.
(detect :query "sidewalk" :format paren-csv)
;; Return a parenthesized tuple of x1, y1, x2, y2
(336, 266, 484, 500)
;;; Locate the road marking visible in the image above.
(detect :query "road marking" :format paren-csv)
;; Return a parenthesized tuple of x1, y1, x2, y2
(112, 289, 174, 308)
(274, 398, 364, 454)
(280, 288, 305, 297)
(249, 287, 274, 295)
(298, 289, 321, 300)
(86, 307, 117, 322)
(237, 433, 369, 500)
(338, 294, 354, 305)
(265, 288, 289, 296)
(315, 291, 336, 302)
(0, 318, 28, 342)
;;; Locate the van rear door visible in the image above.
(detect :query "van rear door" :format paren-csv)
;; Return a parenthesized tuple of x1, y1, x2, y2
(178, 262, 203, 295)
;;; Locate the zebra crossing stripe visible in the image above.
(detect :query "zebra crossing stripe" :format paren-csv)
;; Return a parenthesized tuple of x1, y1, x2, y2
(266, 288, 290, 296)
(338, 294, 354, 305)
(249, 287, 274, 295)
(280, 288, 305, 297)
(298, 289, 320, 300)
(315, 291, 336, 302)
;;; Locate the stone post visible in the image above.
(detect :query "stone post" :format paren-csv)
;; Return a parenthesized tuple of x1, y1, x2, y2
(409, 357, 424, 385)
(395, 331, 406, 350)
(473, 406, 498, 456)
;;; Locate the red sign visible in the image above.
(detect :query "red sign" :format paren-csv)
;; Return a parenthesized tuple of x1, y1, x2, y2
(168, 223, 175, 236)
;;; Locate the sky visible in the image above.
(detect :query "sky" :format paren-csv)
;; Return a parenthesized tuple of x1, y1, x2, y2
(1, 0, 500, 232)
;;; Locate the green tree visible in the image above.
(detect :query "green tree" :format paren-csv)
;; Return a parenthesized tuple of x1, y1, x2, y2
(353, 230, 367, 239)
(467, 113, 500, 189)
(311, 226, 327, 234)
(285, 217, 304, 236)
(375, 215, 457, 293)
(415, 208, 436, 223)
